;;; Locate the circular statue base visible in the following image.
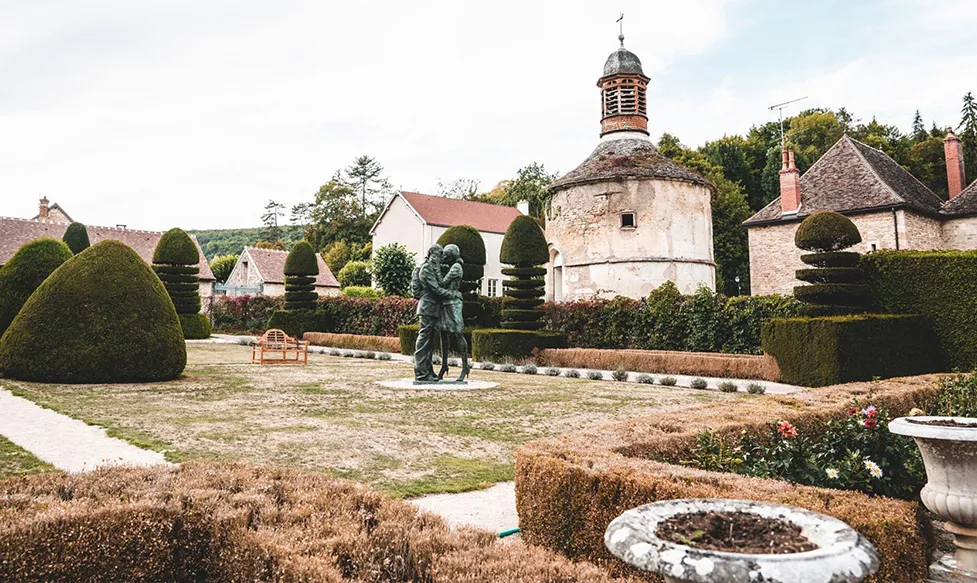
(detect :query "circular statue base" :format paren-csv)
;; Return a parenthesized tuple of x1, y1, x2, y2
(375, 379, 498, 391)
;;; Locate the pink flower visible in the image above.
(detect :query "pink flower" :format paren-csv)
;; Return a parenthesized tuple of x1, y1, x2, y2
(778, 421, 798, 438)
(863, 418, 878, 430)
(863, 406, 878, 418)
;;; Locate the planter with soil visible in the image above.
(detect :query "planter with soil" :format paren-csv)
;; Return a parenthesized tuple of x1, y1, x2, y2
(604, 499, 878, 583)
(889, 416, 977, 580)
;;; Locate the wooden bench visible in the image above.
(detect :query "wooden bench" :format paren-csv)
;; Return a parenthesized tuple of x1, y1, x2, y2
(252, 329, 309, 365)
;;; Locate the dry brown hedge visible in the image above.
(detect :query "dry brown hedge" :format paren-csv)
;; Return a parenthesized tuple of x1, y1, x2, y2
(537, 348, 781, 380)
(515, 375, 943, 583)
(0, 462, 634, 583)
(303, 332, 401, 353)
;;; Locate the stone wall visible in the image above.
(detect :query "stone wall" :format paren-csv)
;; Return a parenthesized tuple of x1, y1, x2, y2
(942, 216, 977, 249)
(546, 176, 714, 298)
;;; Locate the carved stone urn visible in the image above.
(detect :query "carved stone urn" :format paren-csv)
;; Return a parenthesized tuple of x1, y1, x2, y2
(890, 416, 977, 580)
(604, 499, 878, 583)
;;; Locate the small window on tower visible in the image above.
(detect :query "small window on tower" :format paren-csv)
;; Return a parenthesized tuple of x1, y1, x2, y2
(620, 212, 636, 229)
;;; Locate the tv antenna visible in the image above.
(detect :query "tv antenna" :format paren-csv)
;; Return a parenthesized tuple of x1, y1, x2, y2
(768, 96, 807, 148)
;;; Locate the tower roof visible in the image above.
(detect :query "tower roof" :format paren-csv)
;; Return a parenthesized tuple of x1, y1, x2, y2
(602, 46, 645, 78)
(550, 138, 712, 191)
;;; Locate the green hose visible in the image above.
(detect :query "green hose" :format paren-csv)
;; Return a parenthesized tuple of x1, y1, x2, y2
(498, 527, 520, 538)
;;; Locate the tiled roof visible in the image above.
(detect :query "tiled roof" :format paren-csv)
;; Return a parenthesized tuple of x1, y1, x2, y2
(398, 191, 523, 235)
(244, 247, 339, 287)
(744, 135, 945, 226)
(943, 180, 977, 216)
(0, 217, 215, 280)
(549, 138, 712, 191)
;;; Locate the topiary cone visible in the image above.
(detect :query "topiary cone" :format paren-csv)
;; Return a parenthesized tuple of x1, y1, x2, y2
(793, 212, 870, 316)
(62, 222, 90, 254)
(0, 238, 74, 336)
(0, 240, 187, 383)
(500, 215, 548, 330)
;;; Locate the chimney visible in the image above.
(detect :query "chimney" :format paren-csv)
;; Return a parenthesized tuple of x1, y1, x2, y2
(779, 147, 801, 214)
(38, 196, 49, 219)
(517, 200, 530, 215)
(945, 128, 967, 199)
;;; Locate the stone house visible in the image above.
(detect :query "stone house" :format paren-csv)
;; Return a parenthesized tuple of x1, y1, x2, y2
(370, 191, 524, 297)
(0, 201, 215, 301)
(545, 35, 715, 300)
(744, 131, 977, 295)
(32, 197, 73, 224)
(222, 246, 340, 297)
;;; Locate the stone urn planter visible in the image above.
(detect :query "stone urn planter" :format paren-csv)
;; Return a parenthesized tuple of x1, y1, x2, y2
(604, 499, 878, 583)
(890, 416, 977, 580)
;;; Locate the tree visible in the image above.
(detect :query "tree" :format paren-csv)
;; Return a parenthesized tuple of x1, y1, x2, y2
(911, 110, 927, 143)
(323, 240, 353, 275)
(305, 177, 374, 251)
(344, 155, 393, 217)
(261, 200, 286, 244)
(210, 254, 238, 284)
(62, 222, 90, 254)
(958, 92, 977, 177)
(906, 136, 949, 199)
(290, 202, 312, 236)
(337, 261, 371, 289)
(255, 240, 286, 250)
(471, 163, 557, 218)
(437, 178, 481, 199)
(371, 243, 416, 297)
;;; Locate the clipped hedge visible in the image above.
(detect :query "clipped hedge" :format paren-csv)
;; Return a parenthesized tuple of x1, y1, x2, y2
(515, 375, 941, 583)
(211, 295, 283, 333)
(0, 463, 628, 583)
(537, 348, 780, 381)
(178, 312, 211, 340)
(0, 238, 74, 336)
(283, 241, 318, 276)
(284, 243, 320, 311)
(152, 228, 202, 321)
(761, 314, 942, 387)
(794, 210, 862, 252)
(471, 329, 566, 362)
(62, 221, 90, 254)
(398, 324, 472, 356)
(304, 332, 401, 353)
(152, 228, 199, 265)
(862, 250, 977, 371)
(0, 240, 186, 383)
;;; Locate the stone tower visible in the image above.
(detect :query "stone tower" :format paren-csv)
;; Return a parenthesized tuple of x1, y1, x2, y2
(544, 35, 715, 300)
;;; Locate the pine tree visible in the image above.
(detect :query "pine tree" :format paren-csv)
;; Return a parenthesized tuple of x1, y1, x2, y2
(261, 200, 285, 244)
(344, 156, 392, 217)
(911, 110, 927, 142)
(958, 92, 977, 176)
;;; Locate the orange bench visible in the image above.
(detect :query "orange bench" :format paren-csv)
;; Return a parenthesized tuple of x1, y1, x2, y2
(252, 329, 309, 365)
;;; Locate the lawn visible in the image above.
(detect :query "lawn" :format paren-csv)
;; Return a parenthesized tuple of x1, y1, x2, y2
(4, 343, 742, 496)
(0, 435, 54, 479)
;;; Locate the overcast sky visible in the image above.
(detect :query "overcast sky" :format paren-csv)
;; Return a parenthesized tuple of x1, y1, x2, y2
(2, 0, 975, 230)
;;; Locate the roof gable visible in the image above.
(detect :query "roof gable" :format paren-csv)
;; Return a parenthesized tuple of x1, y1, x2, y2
(243, 246, 339, 287)
(943, 179, 977, 216)
(392, 192, 523, 235)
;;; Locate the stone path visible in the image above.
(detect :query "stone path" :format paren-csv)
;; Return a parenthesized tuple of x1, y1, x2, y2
(0, 387, 170, 472)
(411, 482, 519, 533)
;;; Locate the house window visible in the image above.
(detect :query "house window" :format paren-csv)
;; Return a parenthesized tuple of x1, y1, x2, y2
(620, 212, 636, 229)
(870, 244, 877, 252)
(487, 278, 499, 297)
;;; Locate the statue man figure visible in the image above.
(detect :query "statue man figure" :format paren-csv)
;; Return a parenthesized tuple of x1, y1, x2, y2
(413, 244, 462, 382)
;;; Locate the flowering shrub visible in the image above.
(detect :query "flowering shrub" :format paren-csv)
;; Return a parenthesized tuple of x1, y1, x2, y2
(687, 401, 925, 500)
(929, 371, 977, 418)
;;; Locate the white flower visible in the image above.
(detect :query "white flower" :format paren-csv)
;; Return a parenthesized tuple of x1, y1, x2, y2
(825, 468, 839, 479)
(864, 460, 883, 478)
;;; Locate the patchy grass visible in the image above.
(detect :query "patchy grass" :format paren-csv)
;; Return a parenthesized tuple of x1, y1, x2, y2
(0, 436, 55, 479)
(3, 343, 741, 496)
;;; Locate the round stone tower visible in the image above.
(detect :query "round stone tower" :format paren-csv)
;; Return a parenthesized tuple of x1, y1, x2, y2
(545, 36, 715, 300)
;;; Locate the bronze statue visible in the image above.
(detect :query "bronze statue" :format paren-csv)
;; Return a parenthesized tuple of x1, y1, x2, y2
(436, 244, 470, 382)
(413, 244, 462, 383)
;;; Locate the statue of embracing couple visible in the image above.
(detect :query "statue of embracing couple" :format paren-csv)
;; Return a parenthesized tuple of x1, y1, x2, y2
(412, 244, 471, 383)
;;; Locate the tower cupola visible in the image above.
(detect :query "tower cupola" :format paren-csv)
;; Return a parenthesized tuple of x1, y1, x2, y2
(598, 33, 649, 138)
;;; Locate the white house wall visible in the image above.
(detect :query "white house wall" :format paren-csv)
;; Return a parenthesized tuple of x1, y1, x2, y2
(372, 196, 426, 266)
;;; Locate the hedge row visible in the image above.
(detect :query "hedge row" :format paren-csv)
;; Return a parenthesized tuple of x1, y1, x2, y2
(762, 314, 943, 387)
(398, 325, 473, 356)
(211, 295, 283, 333)
(515, 375, 942, 583)
(862, 250, 977, 371)
(471, 329, 566, 362)
(304, 332, 401, 353)
(0, 463, 627, 583)
(537, 348, 780, 381)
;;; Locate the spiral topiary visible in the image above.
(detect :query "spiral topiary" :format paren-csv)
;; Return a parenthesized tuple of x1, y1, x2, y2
(152, 228, 208, 338)
(0, 238, 74, 336)
(284, 241, 319, 311)
(62, 222, 90, 254)
(499, 215, 547, 330)
(437, 225, 487, 325)
(0, 240, 186, 383)
(793, 212, 870, 317)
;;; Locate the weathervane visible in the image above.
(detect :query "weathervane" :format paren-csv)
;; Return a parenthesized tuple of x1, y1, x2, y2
(617, 12, 625, 46)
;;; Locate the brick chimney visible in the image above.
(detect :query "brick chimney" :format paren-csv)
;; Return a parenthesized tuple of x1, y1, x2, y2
(779, 146, 801, 214)
(945, 128, 967, 199)
(38, 196, 50, 219)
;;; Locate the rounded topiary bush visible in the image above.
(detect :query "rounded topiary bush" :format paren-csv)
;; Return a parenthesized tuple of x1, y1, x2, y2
(152, 228, 199, 265)
(794, 211, 862, 252)
(62, 222, 90, 254)
(499, 216, 548, 331)
(437, 225, 487, 324)
(284, 241, 319, 277)
(152, 228, 202, 323)
(0, 238, 74, 336)
(500, 216, 548, 267)
(284, 242, 320, 311)
(179, 312, 212, 340)
(0, 240, 187, 383)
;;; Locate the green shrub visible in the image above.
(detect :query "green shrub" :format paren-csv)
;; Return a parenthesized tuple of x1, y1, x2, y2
(691, 377, 708, 390)
(862, 250, 977, 370)
(338, 260, 371, 288)
(794, 211, 862, 252)
(283, 241, 319, 276)
(209, 254, 238, 283)
(283, 243, 320, 311)
(586, 370, 603, 381)
(62, 222, 90, 254)
(481, 362, 495, 370)
(0, 240, 186, 383)
(371, 243, 415, 297)
(522, 364, 537, 375)
(545, 367, 560, 376)
(659, 376, 677, 386)
(611, 368, 628, 382)
(500, 215, 548, 266)
(564, 369, 580, 378)
(343, 285, 380, 298)
(500, 363, 517, 373)
(268, 309, 321, 337)
(761, 314, 943, 387)
(636, 373, 654, 384)
(0, 238, 74, 336)
(718, 380, 738, 393)
(929, 372, 977, 417)
(747, 382, 766, 395)
(152, 228, 199, 265)
(800, 252, 861, 268)
(470, 329, 565, 361)
(179, 313, 211, 339)
(795, 267, 865, 284)
(499, 217, 548, 331)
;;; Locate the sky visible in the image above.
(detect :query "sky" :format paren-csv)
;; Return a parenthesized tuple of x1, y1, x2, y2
(1, 0, 976, 230)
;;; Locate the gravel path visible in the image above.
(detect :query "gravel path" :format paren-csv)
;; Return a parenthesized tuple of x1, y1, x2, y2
(0, 387, 171, 473)
(411, 482, 518, 533)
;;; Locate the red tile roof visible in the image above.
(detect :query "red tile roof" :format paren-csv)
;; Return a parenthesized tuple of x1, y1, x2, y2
(244, 247, 339, 288)
(0, 217, 215, 280)
(398, 191, 523, 234)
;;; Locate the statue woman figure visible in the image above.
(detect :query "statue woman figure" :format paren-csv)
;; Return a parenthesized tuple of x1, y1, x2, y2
(436, 244, 470, 381)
